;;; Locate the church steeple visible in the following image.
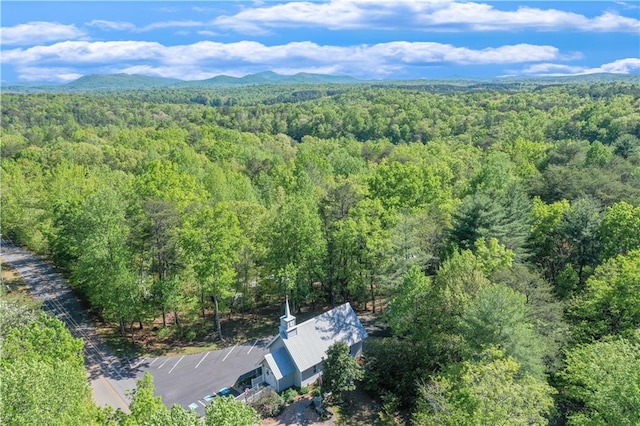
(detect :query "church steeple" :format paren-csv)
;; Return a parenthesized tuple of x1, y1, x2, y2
(285, 297, 291, 318)
(279, 296, 297, 338)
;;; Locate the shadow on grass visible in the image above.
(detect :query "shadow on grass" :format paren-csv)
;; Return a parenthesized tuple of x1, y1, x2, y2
(329, 388, 381, 426)
(95, 307, 280, 358)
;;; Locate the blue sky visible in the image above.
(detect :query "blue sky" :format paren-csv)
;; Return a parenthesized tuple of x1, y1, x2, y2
(1, 1, 639, 83)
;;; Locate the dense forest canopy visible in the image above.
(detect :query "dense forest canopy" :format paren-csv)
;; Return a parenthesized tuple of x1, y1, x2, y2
(2, 80, 640, 424)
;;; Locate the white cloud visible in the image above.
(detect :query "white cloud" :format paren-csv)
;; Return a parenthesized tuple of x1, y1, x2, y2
(3, 39, 569, 81)
(116, 65, 224, 80)
(519, 63, 587, 76)
(214, 1, 372, 34)
(599, 58, 640, 73)
(157, 7, 180, 14)
(85, 19, 206, 33)
(614, 2, 640, 10)
(197, 30, 219, 37)
(86, 20, 137, 31)
(192, 6, 217, 13)
(16, 66, 83, 83)
(587, 12, 640, 32)
(1, 41, 165, 67)
(140, 20, 205, 32)
(213, 0, 640, 33)
(519, 58, 640, 76)
(0, 22, 86, 45)
(367, 42, 561, 65)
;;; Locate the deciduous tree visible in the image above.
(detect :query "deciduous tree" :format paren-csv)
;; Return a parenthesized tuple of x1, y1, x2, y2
(204, 396, 261, 426)
(322, 341, 364, 403)
(599, 201, 640, 260)
(1, 304, 98, 426)
(562, 334, 640, 425)
(183, 203, 241, 340)
(569, 250, 640, 341)
(413, 348, 555, 426)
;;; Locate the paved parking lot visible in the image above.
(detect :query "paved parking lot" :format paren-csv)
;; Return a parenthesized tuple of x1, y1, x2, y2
(130, 338, 270, 417)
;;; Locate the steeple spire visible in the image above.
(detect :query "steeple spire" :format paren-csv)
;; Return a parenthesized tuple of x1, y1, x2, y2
(279, 296, 297, 338)
(284, 295, 291, 318)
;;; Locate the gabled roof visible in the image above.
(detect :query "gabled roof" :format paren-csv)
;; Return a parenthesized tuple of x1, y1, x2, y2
(263, 347, 296, 380)
(271, 302, 368, 373)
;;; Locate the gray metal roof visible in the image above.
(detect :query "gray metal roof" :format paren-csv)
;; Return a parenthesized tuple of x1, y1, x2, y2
(264, 347, 296, 380)
(280, 302, 368, 373)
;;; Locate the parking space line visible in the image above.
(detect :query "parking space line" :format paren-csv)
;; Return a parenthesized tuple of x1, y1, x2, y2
(222, 345, 237, 362)
(195, 352, 210, 369)
(157, 358, 170, 369)
(198, 400, 206, 407)
(130, 358, 146, 369)
(247, 340, 258, 354)
(168, 355, 185, 374)
(149, 357, 158, 366)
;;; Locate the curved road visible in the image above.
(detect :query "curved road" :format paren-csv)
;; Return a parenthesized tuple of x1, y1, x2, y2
(1, 239, 269, 417)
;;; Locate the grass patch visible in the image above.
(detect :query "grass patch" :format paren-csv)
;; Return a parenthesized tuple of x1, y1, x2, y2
(329, 387, 381, 426)
(1, 261, 34, 303)
(97, 324, 143, 358)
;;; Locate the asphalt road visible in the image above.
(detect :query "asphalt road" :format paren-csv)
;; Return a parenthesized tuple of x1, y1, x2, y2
(1, 239, 270, 416)
(1, 240, 134, 412)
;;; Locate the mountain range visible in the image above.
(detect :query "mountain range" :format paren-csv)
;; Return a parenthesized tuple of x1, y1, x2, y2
(2, 71, 359, 92)
(2, 72, 638, 93)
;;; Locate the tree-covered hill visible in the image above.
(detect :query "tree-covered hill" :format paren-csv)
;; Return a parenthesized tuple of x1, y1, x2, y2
(2, 81, 639, 424)
(1, 71, 360, 93)
(3, 72, 638, 94)
(63, 73, 182, 91)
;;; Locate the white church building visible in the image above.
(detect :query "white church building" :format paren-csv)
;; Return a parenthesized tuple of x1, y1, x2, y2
(258, 300, 368, 392)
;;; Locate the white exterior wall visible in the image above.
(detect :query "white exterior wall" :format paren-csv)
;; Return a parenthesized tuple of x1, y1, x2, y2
(279, 373, 295, 391)
(261, 360, 296, 392)
(300, 364, 322, 388)
(261, 360, 278, 390)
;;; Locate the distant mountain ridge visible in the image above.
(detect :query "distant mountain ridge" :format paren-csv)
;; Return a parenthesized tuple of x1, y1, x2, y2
(498, 72, 640, 84)
(2, 72, 637, 93)
(63, 73, 182, 90)
(2, 71, 359, 92)
(182, 71, 358, 87)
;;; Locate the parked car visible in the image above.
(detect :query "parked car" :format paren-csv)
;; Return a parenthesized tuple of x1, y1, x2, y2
(216, 387, 237, 398)
(204, 387, 237, 404)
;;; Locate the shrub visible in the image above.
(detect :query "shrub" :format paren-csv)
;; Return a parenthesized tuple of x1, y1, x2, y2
(250, 391, 285, 418)
(157, 327, 172, 339)
(185, 329, 197, 341)
(299, 386, 310, 395)
(281, 388, 298, 404)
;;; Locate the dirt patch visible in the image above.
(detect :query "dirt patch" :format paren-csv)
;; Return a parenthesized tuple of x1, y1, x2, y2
(1, 260, 32, 300)
(263, 395, 334, 426)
